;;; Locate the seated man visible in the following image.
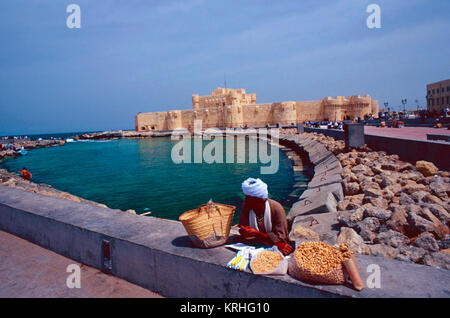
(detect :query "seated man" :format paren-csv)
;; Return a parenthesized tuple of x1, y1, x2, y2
(17, 167, 32, 181)
(238, 178, 293, 256)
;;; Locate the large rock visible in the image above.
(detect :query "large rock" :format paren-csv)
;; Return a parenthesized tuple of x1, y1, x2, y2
(308, 173, 342, 189)
(364, 206, 392, 222)
(363, 244, 399, 259)
(289, 225, 320, 242)
(411, 191, 430, 204)
(359, 228, 377, 243)
(438, 237, 450, 250)
(359, 178, 381, 192)
(357, 217, 381, 243)
(399, 193, 415, 205)
(290, 212, 339, 238)
(314, 156, 342, 174)
(351, 164, 369, 175)
(381, 162, 399, 171)
(413, 232, 440, 252)
(337, 227, 365, 253)
(386, 205, 409, 234)
(395, 245, 427, 263)
(337, 208, 364, 229)
(302, 182, 344, 202)
(357, 217, 381, 233)
(380, 174, 396, 189)
(375, 230, 409, 248)
(287, 192, 337, 221)
(363, 187, 383, 198)
(343, 181, 360, 196)
(421, 203, 450, 225)
(402, 181, 427, 195)
(406, 205, 437, 236)
(429, 176, 450, 200)
(423, 252, 450, 270)
(416, 160, 438, 177)
(362, 196, 389, 210)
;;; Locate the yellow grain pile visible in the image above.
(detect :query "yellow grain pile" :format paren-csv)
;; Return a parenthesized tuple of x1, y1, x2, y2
(252, 251, 284, 274)
(294, 242, 353, 275)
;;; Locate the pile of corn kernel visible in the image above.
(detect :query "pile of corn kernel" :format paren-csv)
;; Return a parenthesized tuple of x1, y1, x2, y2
(294, 242, 353, 274)
(252, 250, 284, 274)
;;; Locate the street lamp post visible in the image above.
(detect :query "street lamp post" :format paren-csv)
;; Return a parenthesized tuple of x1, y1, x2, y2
(401, 99, 407, 116)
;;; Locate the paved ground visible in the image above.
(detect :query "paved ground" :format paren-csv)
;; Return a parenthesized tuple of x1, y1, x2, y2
(365, 126, 450, 140)
(0, 230, 162, 298)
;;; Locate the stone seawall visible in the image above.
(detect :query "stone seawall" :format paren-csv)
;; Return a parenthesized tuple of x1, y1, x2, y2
(1, 185, 449, 297)
(277, 134, 344, 248)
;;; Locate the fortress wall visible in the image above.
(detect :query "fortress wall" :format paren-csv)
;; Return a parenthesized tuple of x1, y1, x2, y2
(242, 103, 273, 127)
(136, 89, 379, 131)
(295, 101, 323, 122)
(224, 105, 244, 128)
(166, 111, 184, 130)
(206, 106, 228, 129)
(271, 102, 298, 126)
(180, 110, 194, 131)
(135, 112, 169, 131)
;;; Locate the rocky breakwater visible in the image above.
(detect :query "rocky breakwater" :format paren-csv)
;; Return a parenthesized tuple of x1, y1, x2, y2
(287, 132, 450, 270)
(280, 134, 345, 248)
(0, 139, 65, 160)
(78, 130, 172, 140)
(0, 169, 138, 215)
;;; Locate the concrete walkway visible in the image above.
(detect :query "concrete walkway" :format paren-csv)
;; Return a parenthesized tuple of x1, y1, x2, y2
(0, 230, 162, 298)
(365, 126, 450, 140)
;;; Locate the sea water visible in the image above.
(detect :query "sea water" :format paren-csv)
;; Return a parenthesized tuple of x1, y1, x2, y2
(0, 136, 304, 223)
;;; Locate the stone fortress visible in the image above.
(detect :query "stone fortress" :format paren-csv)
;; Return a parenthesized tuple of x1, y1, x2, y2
(135, 88, 379, 131)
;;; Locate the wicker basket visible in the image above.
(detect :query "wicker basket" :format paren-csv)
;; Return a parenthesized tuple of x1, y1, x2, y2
(179, 201, 236, 248)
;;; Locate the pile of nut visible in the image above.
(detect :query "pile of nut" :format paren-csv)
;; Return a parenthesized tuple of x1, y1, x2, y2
(294, 242, 353, 274)
(251, 250, 284, 274)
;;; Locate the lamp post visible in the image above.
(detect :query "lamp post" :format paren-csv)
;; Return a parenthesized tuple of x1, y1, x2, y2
(415, 99, 419, 112)
(401, 99, 407, 113)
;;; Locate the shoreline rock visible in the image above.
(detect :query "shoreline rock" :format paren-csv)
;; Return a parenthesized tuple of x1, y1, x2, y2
(0, 168, 136, 215)
(288, 131, 450, 270)
(0, 139, 65, 160)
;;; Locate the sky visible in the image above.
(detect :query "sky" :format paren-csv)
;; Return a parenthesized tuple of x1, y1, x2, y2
(0, 0, 449, 135)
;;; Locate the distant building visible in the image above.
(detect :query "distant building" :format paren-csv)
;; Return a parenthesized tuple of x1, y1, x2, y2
(135, 88, 379, 131)
(426, 79, 450, 114)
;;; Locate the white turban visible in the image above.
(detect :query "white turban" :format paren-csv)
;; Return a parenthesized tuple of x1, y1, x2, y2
(241, 178, 268, 199)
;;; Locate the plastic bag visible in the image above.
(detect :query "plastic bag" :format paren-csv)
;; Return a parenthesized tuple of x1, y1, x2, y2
(249, 246, 288, 275)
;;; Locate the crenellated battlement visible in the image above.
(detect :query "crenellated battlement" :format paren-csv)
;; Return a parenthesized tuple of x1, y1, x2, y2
(136, 88, 378, 131)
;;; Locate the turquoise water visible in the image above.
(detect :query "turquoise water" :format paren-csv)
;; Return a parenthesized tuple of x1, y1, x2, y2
(1, 137, 302, 223)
